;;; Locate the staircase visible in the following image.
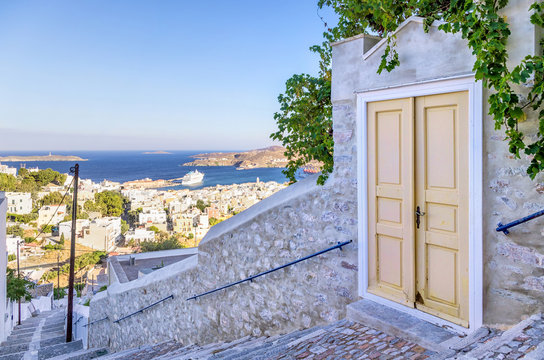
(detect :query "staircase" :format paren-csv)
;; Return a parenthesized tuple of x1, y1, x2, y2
(8, 306, 544, 359)
(0, 309, 107, 360)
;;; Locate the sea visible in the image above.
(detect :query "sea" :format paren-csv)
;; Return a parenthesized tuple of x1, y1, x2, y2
(0, 151, 293, 191)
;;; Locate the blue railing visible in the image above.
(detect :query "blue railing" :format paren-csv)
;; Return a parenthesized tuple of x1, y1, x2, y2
(83, 316, 108, 327)
(496, 209, 544, 234)
(187, 240, 353, 301)
(113, 295, 174, 323)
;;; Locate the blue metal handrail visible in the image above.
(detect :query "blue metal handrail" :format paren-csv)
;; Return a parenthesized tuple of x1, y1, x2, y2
(113, 295, 174, 323)
(496, 209, 544, 234)
(187, 240, 352, 301)
(83, 316, 108, 327)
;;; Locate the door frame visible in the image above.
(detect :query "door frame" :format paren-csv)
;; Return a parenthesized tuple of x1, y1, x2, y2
(356, 74, 483, 334)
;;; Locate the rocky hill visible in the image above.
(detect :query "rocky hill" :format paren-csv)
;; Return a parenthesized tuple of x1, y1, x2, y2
(0, 154, 86, 162)
(183, 146, 289, 169)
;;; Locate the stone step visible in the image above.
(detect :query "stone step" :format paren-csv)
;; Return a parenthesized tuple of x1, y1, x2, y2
(37, 339, 83, 360)
(347, 298, 460, 354)
(46, 347, 109, 360)
(0, 343, 29, 357)
(39, 335, 67, 349)
(10, 323, 63, 337)
(100, 340, 186, 360)
(196, 336, 266, 359)
(6, 330, 64, 344)
(0, 351, 25, 360)
(92, 346, 144, 360)
(3, 331, 65, 347)
(151, 345, 201, 360)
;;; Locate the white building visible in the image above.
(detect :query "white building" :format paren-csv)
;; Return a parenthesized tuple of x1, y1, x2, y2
(194, 213, 208, 228)
(79, 217, 122, 251)
(0, 163, 17, 177)
(38, 205, 67, 227)
(6, 235, 22, 256)
(5, 192, 33, 215)
(59, 219, 91, 240)
(125, 229, 155, 244)
(138, 209, 167, 225)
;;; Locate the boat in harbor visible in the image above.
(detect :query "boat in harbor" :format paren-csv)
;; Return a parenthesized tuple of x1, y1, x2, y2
(181, 170, 204, 185)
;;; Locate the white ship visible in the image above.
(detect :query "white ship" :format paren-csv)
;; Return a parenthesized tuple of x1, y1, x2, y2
(181, 170, 204, 185)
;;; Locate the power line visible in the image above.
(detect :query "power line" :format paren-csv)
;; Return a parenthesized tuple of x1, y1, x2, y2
(29, 176, 75, 243)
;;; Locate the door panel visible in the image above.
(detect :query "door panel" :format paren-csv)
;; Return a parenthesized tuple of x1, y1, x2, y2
(366, 91, 470, 328)
(367, 98, 415, 306)
(415, 91, 469, 327)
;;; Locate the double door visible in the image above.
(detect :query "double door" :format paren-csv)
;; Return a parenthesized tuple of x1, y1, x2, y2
(367, 91, 469, 327)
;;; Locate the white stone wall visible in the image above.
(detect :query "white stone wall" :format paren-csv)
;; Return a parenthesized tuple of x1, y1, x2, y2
(89, 175, 358, 351)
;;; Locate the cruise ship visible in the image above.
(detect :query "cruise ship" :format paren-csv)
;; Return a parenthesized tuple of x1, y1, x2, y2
(181, 170, 204, 186)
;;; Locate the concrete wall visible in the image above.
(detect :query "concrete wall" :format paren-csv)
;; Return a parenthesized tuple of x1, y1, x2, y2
(331, 0, 542, 325)
(89, 174, 358, 351)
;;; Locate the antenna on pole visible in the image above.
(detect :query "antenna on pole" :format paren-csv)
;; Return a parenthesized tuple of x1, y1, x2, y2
(66, 164, 79, 343)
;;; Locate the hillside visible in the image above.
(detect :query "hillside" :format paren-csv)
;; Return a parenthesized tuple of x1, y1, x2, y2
(0, 154, 87, 162)
(183, 146, 290, 169)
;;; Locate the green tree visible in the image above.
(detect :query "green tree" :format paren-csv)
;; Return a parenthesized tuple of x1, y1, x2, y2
(8, 254, 17, 262)
(148, 225, 160, 234)
(121, 219, 129, 235)
(316, 0, 544, 179)
(0, 173, 18, 192)
(140, 236, 185, 252)
(271, 74, 333, 185)
(59, 233, 65, 245)
(40, 192, 68, 206)
(7, 225, 24, 238)
(41, 225, 54, 234)
(18, 167, 29, 178)
(7, 268, 35, 302)
(209, 217, 222, 226)
(195, 199, 208, 212)
(54, 287, 66, 300)
(31, 168, 66, 187)
(24, 237, 36, 244)
(94, 191, 126, 217)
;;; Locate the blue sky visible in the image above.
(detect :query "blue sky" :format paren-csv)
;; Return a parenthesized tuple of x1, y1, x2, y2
(0, 1, 337, 151)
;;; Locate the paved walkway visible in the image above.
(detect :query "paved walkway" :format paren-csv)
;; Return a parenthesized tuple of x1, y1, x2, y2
(273, 319, 434, 360)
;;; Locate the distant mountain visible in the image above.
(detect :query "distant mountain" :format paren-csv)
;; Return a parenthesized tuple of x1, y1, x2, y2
(183, 146, 289, 169)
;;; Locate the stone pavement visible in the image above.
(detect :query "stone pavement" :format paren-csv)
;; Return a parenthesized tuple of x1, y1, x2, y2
(272, 319, 434, 360)
(47, 308, 544, 359)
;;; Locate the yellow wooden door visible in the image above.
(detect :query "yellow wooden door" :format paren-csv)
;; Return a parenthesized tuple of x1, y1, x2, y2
(367, 91, 470, 327)
(367, 98, 415, 307)
(414, 92, 469, 327)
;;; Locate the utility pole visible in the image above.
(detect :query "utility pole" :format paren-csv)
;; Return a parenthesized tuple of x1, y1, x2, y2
(16, 240, 21, 325)
(66, 164, 79, 343)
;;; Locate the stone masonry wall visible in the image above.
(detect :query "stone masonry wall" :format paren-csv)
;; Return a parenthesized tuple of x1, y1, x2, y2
(89, 171, 359, 351)
(483, 82, 544, 325)
(330, 0, 544, 326)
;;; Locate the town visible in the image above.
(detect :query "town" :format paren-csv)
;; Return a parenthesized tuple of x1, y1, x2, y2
(0, 161, 286, 286)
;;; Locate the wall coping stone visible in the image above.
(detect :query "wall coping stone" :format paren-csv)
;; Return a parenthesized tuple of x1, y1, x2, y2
(200, 174, 323, 246)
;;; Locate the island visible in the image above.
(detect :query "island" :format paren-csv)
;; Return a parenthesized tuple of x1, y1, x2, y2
(0, 154, 87, 162)
(183, 146, 291, 169)
(142, 151, 172, 155)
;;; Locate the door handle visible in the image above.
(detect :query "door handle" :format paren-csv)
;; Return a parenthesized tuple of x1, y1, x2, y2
(416, 206, 426, 229)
